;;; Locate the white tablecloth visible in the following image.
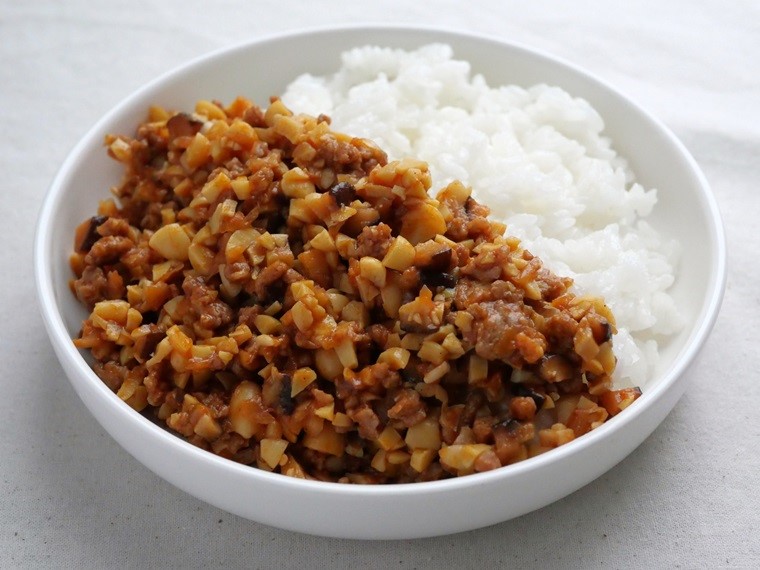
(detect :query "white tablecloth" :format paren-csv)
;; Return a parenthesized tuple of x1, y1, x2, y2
(3, 1, 758, 567)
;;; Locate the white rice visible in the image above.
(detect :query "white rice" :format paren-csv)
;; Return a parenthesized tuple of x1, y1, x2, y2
(282, 44, 682, 387)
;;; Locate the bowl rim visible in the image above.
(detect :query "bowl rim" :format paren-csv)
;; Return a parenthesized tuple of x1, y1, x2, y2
(34, 23, 727, 498)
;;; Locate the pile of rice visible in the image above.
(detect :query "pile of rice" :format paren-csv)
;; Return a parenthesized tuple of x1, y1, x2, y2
(282, 44, 682, 387)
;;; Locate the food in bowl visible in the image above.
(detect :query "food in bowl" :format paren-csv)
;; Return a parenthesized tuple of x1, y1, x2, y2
(66, 44, 687, 484)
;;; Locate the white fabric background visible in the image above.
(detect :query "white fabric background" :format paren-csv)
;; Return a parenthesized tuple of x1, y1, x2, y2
(2, 1, 758, 567)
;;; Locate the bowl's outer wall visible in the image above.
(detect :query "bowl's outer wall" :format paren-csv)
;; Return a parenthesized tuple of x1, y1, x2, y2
(36, 26, 725, 539)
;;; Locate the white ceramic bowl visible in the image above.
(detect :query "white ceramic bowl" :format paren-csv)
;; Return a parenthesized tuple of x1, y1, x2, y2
(34, 26, 725, 539)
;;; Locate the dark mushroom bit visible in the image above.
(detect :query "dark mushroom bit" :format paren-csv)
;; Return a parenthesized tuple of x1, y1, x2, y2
(69, 96, 641, 483)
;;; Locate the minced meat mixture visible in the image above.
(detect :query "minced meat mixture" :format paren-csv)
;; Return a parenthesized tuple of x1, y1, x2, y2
(70, 97, 641, 483)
